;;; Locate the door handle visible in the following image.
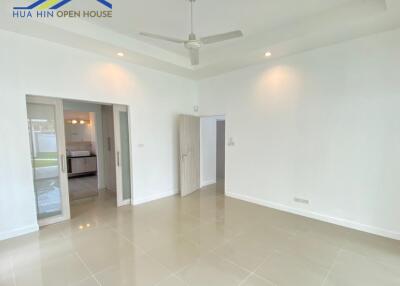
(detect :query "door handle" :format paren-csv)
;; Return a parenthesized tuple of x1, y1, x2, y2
(60, 154, 66, 173)
(117, 151, 120, 167)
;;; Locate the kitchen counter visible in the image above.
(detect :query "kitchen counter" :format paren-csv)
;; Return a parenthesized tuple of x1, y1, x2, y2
(67, 155, 97, 177)
(67, 154, 97, 159)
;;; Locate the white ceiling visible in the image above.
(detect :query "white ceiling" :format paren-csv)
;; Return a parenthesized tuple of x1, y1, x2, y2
(1, 0, 400, 79)
(93, 0, 352, 55)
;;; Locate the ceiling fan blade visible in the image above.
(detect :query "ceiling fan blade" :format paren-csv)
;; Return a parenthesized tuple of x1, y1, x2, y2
(189, 49, 199, 66)
(200, 30, 243, 44)
(139, 32, 185, 44)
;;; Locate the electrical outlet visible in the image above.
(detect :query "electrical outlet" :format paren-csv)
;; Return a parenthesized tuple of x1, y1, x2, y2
(294, 197, 310, 205)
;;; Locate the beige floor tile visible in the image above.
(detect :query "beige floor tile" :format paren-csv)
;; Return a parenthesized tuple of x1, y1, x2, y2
(214, 210, 265, 234)
(283, 234, 340, 269)
(226, 225, 295, 261)
(72, 227, 144, 273)
(214, 235, 273, 272)
(71, 277, 99, 286)
(343, 231, 400, 268)
(262, 211, 310, 235)
(14, 253, 90, 286)
(241, 274, 275, 286)
(324, 250, 400, 286)
(112, 221, 178, 252)
(155, 275, 187, 286)
(94, 255, 171, 286)
(255, 251, 328, 286)
(182, 221, 238, 250)
(2, 227, 64, 252)
(147, 237, 205, 272)
(184, 204, 226, 223)
(4, 183, 400, 286)
(299, 219, 350, 247)
(177, 253, 249, 286)
(151, 214, 203, 236)
(10, 238, 75, 269)
(46, 215, 111, 238)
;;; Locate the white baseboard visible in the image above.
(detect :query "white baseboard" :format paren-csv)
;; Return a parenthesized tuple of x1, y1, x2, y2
(133, 190, 178, 205)
(226, 192, 400, 241)
(200, 180, 216, 188)
(0, 224, 39, 241)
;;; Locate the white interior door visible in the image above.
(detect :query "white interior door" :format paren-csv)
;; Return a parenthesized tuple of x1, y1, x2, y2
(27, 96, 70, 226)
(113, 105, 132, 206)
(179, 115, 200, 196)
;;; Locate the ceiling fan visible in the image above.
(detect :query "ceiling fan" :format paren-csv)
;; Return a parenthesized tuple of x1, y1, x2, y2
(139, 0, 243, 66)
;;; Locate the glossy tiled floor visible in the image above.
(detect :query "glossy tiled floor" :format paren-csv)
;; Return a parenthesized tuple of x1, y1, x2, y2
(68, 176, 99, 201)
(1, 182, 400, 286)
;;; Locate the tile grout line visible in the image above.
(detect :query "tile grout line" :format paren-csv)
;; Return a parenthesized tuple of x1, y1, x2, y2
(74, 251, 103, 286)
(109, 225, 203, 283)
(108, 226, 147, 253)
(237, 254, 276, 286)
(321, 248, 343, 286)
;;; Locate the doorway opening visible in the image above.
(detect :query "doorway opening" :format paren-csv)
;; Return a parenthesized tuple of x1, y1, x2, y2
(178, 114, 226, 197)
(26, 96, 133, 227)
(200, 115, 225, 193)
(64, 109, 99, 201)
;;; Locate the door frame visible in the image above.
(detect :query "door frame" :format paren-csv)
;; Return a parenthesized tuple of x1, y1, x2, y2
(26, 96, 135, 227)
(27, 95, 71, 226)
(113, 104, 133, 206)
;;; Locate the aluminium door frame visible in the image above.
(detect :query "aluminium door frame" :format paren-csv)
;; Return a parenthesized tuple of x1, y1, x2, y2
(27, 95, 71, 226)
(113, 104, 133, 206)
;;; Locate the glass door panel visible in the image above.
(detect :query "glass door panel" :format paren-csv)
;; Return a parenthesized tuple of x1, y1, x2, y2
(113, 105, 132, 206)
(27, 96, 70, 225)
(119, 111, 132, 201)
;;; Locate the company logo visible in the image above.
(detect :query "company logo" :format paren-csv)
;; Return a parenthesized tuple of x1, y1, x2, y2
(13, 0, 112, 18)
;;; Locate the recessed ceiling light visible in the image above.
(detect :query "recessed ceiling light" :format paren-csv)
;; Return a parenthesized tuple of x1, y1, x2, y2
(265, 51, 272, 57)
(117, 52, 124, 57)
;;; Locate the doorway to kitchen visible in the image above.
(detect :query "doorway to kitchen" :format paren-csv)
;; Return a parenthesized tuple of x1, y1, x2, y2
(64, 107, 99, 202)
(26, 96, 132, 227)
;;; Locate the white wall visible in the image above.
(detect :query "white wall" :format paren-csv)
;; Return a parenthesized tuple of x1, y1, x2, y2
(198, 28, 400, 240)
(200, 116, 224, 187)
(0, 30, 197, 240)
(64, 102, 105, 188)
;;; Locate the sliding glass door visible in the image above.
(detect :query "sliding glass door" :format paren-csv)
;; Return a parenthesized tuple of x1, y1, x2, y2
(27, 96, 70, 225)
(113, 105, 132, 206)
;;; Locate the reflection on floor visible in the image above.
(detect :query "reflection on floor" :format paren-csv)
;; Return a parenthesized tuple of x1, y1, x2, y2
(1, 182, 400, 286)
(68, 175, 98, 201)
